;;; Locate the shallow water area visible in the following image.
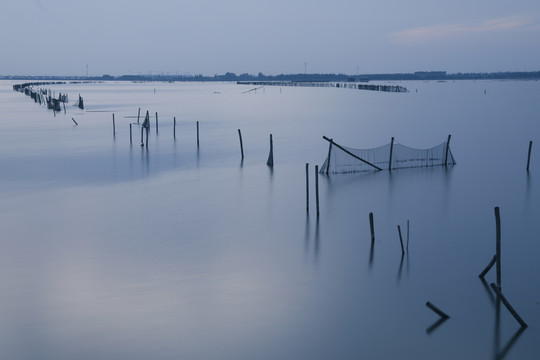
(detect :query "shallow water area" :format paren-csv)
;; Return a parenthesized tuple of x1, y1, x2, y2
(1, 80, 539, 359)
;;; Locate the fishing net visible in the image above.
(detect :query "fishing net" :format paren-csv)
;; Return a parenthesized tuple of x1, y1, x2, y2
(320, 137, 456, 174)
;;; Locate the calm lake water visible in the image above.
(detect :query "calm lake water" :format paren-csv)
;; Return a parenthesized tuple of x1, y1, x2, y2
(0, 80, 539, 359)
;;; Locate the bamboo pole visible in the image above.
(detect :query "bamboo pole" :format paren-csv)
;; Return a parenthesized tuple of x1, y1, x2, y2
(444, 135, 452, 166)
(397, 225, 405, 254)
(526, 141, 532, 171)
(197, 121, 200, 147)
(490, 283, 527, 328)
(495, 207, 501, 287)
(479, 254, 497, 278)
(426, 301, 450, 319)
(389, 137, 395, 170)
(322, 136, 382, 171)
(267, 134, 274, 166)
(306, 163, 309, 213)
(315, 165, 320, 217)
(145, 127, 149, 148)
(238, 129, 244, 159)
(155, 112, 159, 134)
(369, 212, 375, 243)
(130, 123, 132, 144)
(173, 117, 176, 139)
(112, 113, 116, 137)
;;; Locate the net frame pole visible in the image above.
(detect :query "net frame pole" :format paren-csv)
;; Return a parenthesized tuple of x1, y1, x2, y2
(325, 140, 333, 174)
(322, 136, 382, 171)
(389, 137, 394, 170)
(445, 134, 452, 166)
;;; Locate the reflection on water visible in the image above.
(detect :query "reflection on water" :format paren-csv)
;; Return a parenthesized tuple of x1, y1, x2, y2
(1, 80, 539, 359)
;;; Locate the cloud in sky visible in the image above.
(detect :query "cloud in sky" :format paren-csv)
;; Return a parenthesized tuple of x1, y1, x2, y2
(390, 16, 536, 44)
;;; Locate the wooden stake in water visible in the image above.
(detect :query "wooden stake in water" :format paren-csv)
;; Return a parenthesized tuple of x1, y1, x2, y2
(238, 129, 244, 159)
(444, 135, 452, 166)
(137, 108, 141, 124)
(426, 301, 450, 319)
(397, 225, 405, 255)
(526, 141, 532, 171)
(495, 207, 501, 287)
(129, 123, 132, 144)
(306, 163, 309, 213)
(315, 165, 320, 217)
(173, 117, 176, 139)
(112, 113, 116, 137)
(155, 112, 159, 134)
(490, 283, 527, 328)
(145, 127, 149, 148)
(267, 134, 274, 167)
(369, 212, 375, 243)
(197, 121, 200, 147)
(71, 118, 78, 126)
(389, 137, 395, 170)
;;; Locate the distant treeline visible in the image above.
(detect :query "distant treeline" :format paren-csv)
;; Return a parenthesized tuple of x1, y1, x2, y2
(2, 71, 540, 82)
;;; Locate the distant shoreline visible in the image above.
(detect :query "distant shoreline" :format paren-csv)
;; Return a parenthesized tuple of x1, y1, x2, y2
(1, 70, 539, 82)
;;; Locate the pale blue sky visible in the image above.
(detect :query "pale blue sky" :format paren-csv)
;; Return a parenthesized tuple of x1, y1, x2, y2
(1, 0, 539, 76)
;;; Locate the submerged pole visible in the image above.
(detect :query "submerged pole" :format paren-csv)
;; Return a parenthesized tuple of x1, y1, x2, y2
(495, 207, 501, 287)
(306, 163, 309, 213)
(71, 118, 78, 126)
(137, 108, 141, 124)
(325, 140, 333, 174)
(173, 117, 176, 139)
(112, 113, 116, 137)
(397, 225, 405, 255)
(369, 212, 375, 243)
(130, 123, 132, 144)
(426, 301, 450, 319)
(197, 121, 200, 147)
(145, 127, 149, 148)
(526, 141, 532, 171)
(267, 134, 274, 167)
(238, 129, 244, 159)
(389, 137, 395, 170)
(445, 134, 452, 166)
(315, 165, 320, 217)
(155, 112, 159, 134)
(490, 283, 527, 328)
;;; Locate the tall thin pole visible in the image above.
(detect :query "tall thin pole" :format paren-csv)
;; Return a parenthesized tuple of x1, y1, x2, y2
(389, 137, 395, 170)
(130, 123, 132, 144)
(445, 134, 452, 166)
(112, 113, 116, 137)
(495, 207, 501, 287)
(369, 212, 375, 243)
(238, 129, 244, 159)
(325, 140, 333, 174)
(526, 141, 532, 171)
(173, 117, 176, 139)
(155, 112, 159, 134)
(315, 165, 320, 217)
(197, 121, 200, 147)
(306, 163, 309, 213)
(137, 108, 141, 124)
(267, 134, 274, 167)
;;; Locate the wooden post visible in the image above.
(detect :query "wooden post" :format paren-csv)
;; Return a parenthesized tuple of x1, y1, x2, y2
(479, 254, 497, 278)
(112, 113, 116, 137)
(397, 225, 405, 254)
(173, 117, 176, 139)
(325, 140, 333, 174)
(63, 101, 66, 114)
(155, 112, 159, 134)
(369, 212, 375, 243)
(145, 127, 149, 148)
(266, 134, 274, 167)
(197, 121, 200, 147)
(490, 283, 527, 328)
(306, 163, 309, 213)
(238, 129, 244, 159)
(495, 207, 501, 287)
(526, 141, 532, 171)
(389, 137, 394, 170)
(130, 123, 132, 144)
(315, 165, 320, 217)
(137, 108, 141, 124)
(426, 301, 450, 319)
(140, 126, 144, 146)
(445, 135, 452, 166)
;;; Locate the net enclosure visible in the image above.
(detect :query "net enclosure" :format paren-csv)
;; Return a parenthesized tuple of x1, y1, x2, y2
(320, 135, 456, 174)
